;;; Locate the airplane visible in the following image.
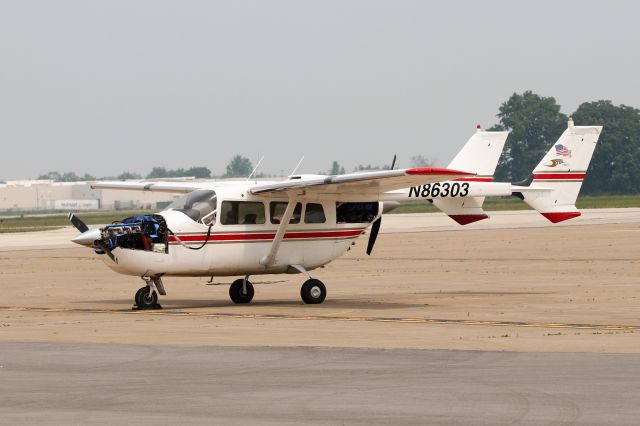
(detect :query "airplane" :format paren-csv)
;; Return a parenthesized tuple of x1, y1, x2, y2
(69, 118, 601, 309)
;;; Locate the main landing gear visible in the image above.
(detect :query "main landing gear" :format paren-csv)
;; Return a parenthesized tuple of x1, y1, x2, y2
(229, 276, 255, 304)
(300, 279, 326, 304)
(291, 264, 327, 304)
(227, 269, 327, 305)
(134, 276, 165, 310)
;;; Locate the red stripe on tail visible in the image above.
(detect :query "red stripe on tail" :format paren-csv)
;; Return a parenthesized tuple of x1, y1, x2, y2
(448, 214, 489, 225)
(540, 212, 581, 223)
(533, 173, 586, 180)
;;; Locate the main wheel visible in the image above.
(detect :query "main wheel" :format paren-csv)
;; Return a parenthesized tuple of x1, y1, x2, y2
(229, 279, 254, 304)
(300, 279, 326, 304)
(134, 286, 146, 306)
(135, 286, 159, 310)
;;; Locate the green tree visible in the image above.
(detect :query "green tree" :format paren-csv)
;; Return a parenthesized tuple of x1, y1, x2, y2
(146, 167, 169, 179)
(38, 171, 61, 181)
(37, 171, 87, 181)
(492, 91, 567, 182)
(117, 172, 142, 180)
(410, 155, 434, 168)
(60, 172, 81, 182)
(184, 166, 212, 179)
(572, 101, 640, 194)
(354, 164, 378, 172)
(329, 161, 346, 175)
(224, 155, 253, 178)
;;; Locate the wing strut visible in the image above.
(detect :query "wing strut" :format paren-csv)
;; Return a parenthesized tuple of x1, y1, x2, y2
(260, 194, 299, 267)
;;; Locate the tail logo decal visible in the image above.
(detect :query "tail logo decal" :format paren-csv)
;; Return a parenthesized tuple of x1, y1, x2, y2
(555, 144, 572, 157)
(545, 159, 567, 167)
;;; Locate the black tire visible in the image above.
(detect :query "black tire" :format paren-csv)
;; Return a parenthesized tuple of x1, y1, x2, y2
(134, 286, 146, 306)
(300, 279, 326, 304)
(136, 286, 158, 310)
(229, 279, 254, 304)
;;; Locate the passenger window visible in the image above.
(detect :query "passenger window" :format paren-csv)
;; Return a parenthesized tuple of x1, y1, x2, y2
(270, 202, 302, 224)
(221, 201, 266, 225)
(304, 203, 326, 224)
(336, 202, 378, 223)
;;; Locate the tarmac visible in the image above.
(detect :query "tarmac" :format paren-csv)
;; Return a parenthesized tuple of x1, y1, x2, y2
(0, 209, 639, 424)
(1, 342, 639, 425)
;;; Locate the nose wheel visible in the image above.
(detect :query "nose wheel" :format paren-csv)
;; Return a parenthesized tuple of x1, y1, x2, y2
(134, 286, 161, 310)
(301, 279, 326, 304)
(229, 277, 254, 304)
(134, 276, 164, 310)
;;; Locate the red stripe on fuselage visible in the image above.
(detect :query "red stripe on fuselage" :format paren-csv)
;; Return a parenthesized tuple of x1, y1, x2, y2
(168, 229, 364, 244)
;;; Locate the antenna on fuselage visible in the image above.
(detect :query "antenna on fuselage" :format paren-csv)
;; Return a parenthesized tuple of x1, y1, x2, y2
(390, 154, 397, 170)
(247, 156, 264, 181)
(289, 156, 305, 176)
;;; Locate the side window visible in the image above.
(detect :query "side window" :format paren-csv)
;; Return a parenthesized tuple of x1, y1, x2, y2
(336, 202, 379, 223)
(304, 203, 326, 224)
(270, 202, 302, 224)
(221, 201, 266, 225)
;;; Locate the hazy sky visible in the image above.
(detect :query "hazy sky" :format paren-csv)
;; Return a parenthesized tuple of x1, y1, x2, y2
(1, 1, 638, 180)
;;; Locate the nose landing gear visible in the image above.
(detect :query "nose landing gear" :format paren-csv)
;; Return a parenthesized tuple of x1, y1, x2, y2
(134, 276, 165, 310)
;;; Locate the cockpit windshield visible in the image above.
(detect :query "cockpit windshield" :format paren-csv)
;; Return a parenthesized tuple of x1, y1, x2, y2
(167, 190, 217, 224)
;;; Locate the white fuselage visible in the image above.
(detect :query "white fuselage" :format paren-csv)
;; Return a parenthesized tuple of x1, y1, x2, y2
(97, 180, 515, 278)
(101, 184, 374, 277)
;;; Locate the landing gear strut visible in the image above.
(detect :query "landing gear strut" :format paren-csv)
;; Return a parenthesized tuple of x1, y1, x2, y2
(229, 276, 254, 304)
(134, 276, 164, 310)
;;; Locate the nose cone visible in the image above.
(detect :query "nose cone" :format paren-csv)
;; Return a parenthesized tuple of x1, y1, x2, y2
(71, 228, 102, 247)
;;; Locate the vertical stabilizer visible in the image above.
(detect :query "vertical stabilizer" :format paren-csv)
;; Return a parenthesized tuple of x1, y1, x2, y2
(513, 118, 602, 223)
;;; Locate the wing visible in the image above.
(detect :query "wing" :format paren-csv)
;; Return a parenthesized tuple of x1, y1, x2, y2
(250, 167, 474, 197)
(91, 181, 206, 194)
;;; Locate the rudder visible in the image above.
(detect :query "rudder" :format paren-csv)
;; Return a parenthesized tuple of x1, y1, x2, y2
(513, 118, 602, 223)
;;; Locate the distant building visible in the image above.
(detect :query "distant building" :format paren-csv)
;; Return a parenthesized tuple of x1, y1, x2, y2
(0, 180, 179, 211)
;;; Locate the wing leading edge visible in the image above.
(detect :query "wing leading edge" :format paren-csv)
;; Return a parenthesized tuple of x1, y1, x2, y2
(91, 181, 205, 193)
(90, 167, 474, 198)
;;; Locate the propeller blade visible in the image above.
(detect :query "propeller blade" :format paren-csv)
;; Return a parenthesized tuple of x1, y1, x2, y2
(366, 217, 382, 256)
(68, 213, 89, 233)
(97, 240, 116, 262)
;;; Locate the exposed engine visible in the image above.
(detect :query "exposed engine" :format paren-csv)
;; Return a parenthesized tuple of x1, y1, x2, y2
(97, 215, 168, 254)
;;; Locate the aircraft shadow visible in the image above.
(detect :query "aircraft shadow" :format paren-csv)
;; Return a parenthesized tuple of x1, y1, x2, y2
(80, 298, 429, 311)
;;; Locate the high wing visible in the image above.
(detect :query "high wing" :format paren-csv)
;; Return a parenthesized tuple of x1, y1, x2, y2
(90, 167, 474, 198)
(250, 167, 473, 197)
(91, 181, 205, 193)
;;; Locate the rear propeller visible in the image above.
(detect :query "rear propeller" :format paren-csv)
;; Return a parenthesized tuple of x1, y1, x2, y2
(366, 217, 381, 256)
(367, 154, 394, 255)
